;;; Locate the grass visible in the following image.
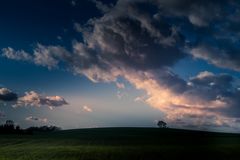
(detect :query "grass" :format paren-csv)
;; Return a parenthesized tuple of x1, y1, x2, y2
(1, 127, 240, 160)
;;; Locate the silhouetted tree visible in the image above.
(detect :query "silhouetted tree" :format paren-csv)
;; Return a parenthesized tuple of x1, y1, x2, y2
(4, 120, 15, 131)
(0, 120, 24, 134)
(0, 120, 61, 135)
(16, 125, 20, 131)
(26, 125, 61, 132)
(157, 121, 167, 128)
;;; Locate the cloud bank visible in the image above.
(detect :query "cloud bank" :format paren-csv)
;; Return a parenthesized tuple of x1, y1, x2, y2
(2, 0, 240, 130)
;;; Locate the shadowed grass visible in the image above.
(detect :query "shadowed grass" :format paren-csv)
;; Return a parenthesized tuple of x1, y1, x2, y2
(1, 128, 240, 160)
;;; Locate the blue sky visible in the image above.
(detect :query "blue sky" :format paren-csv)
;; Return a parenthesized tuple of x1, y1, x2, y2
(1, 0, 240, 132)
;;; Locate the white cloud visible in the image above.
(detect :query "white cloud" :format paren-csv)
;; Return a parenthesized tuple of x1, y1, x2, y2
(83, 105, 93, 112)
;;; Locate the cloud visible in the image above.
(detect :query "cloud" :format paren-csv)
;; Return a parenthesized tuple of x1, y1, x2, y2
(116, 82, 125, 89)
(3, 0, 186, 73)
(189, 45, 240, 72)
(0, 88, 18, 101)
(2, 47, 32, 61)
(154, 0, 225, 27)
(90, 0, 113, 13)
(2, 0, 240, 72)
(14, 91, 68, 109)
(82, 105, 93, 112)
(0, 86, 68, 109)
(25, 116, 48, 123)
(2, 0, 240, 130)
(117, 90, 126, 99)
(71, 0, 76, 7)
(134, 96, 145, 103)
(119, 69, 240, 130)
(2, 44, 70, 69)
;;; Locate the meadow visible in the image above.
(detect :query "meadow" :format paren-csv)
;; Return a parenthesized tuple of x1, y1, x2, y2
(0, 127, 240, 160)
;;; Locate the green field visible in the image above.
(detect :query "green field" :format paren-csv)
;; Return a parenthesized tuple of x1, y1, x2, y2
(1, 127, 240, 160)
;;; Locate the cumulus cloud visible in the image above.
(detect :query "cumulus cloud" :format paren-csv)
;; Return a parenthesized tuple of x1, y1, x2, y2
(0, 88, 18, 101)
(14, 91, 68, 109)
(2, 0, 240, 130)
(83, 105, 93, 112)
(25, 116, 48, 123)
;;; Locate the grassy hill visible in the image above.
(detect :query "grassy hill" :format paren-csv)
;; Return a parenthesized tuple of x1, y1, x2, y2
(0, 127, 240, 160)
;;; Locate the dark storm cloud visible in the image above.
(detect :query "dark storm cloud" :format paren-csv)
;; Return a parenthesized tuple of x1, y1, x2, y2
(0, 88, 18, 101)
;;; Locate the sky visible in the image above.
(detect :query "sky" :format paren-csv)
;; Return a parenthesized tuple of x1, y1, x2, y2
(0, 0, 240, 132)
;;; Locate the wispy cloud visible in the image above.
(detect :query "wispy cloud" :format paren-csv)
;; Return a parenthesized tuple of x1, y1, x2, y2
(83, 105, 93, 112)
(25, 116, 48, 123)
(2, 44, 70, 70)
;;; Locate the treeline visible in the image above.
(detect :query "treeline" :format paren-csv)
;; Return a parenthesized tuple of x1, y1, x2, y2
(0, 120, 61, 134)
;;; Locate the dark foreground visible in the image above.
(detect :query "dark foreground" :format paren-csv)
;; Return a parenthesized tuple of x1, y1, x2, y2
(0, 127, 240, 160)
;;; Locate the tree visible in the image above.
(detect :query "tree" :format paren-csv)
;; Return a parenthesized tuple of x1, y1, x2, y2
(4, 120, 15, 131)
(5, 120, 14, 126)
(157, 120, 167, 128)
(16, 125, 20, 131)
